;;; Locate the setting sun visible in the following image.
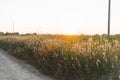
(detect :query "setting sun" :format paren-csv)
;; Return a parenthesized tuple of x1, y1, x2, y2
(63, 27, 80, 35)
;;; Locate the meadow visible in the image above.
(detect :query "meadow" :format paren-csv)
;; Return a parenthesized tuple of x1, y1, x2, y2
(0, 34, 119, 80)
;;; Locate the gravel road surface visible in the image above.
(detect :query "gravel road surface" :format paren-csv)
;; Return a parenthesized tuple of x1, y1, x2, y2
(0, 49, 53, 80)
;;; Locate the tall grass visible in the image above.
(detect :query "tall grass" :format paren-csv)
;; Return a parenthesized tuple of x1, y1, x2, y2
(0, 35, 119, 80)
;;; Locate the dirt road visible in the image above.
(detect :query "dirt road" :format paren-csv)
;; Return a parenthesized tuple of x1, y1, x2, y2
(0, 49, 53, 80)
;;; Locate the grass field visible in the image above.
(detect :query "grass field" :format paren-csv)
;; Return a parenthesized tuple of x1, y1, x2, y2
(0, 34, 119, 80)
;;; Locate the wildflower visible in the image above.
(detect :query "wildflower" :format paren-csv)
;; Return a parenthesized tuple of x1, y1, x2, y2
(96, 59, 101, 68)
(75, 58, 78, 61)
(96, 62, 99, 68)
(112, 64, 115, 69)
(97, 59, 101, 63)
(119, 75, 120, 79)
(88, 38, 93, 43)
(72, 64, 76, 69)
(61, 51, 64, 55)
(114, 55, 118, 60)
(71, 57, 74, 60)
(105, 40, 109, 44)
(103, 52, 106, 57)
(105, 58, 108, 62)
(114, 40, 119, 44)
(98, 45, 107, 51)
(72, 43, 86, 54)
(89, 56, 92, 60)
(85, 64, 89, 70)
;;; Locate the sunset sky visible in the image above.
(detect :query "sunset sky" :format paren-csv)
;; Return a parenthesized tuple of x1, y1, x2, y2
(0, 0, 120, 34)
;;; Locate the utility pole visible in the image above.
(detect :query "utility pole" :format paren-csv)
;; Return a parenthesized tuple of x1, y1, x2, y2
(1, 27, 2, 32)
(108, 0, 111, 36)
(12, 22, 14, 33)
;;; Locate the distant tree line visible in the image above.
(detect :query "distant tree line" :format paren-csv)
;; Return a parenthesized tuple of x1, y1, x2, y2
(0, 32, 119, 36)
(0, 32, 19, 36)
(0, 32, 39, 36)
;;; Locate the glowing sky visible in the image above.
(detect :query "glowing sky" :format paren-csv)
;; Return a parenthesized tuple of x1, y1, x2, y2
(0, 0, 120, 34)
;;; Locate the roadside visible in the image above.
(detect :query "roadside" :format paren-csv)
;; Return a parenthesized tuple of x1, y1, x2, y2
(0, 49, 53, 80)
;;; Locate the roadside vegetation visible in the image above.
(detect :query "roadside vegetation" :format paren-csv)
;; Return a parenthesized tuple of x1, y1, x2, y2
(0, 33, 119, 80)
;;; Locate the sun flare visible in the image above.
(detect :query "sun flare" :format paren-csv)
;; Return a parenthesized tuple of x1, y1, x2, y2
(63, 28, 79, 35)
